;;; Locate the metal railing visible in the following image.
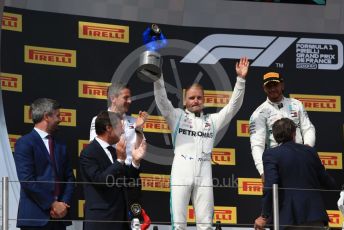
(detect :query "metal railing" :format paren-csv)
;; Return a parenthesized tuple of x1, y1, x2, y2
(1, 178, 342, 230)
(2, 176, 9, 230)
(273, 184, 279, 230)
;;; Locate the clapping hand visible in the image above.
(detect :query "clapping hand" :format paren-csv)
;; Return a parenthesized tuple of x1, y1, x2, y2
(135, 111, 149, 130)
(132, 140, 147, 166)
(116, 135, 127, 161)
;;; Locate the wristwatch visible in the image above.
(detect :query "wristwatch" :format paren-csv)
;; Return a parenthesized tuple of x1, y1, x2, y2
(135, 127, 144, 134)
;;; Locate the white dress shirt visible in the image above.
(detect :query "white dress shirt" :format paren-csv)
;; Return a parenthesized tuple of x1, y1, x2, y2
(34, 127, 51, 154)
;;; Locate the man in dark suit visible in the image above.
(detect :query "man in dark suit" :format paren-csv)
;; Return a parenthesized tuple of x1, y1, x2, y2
(14, 98, 75, 230)
(254, 118, 336, 230)
(79, 111, 146, 230)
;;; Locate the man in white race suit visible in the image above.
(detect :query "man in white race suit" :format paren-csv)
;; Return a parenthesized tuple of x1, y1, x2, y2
(154, 57, 249, 229)
(249, 72, 316, 178)
(89, 83, 148, 165)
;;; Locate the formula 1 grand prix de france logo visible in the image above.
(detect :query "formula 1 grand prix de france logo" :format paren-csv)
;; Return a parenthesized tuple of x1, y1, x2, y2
(110, 33, 343, 165)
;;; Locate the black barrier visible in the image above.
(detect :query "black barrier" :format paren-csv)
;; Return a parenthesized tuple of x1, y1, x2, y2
(1, 6, 344, 227)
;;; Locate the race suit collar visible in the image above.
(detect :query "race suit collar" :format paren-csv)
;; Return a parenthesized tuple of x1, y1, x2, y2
(266, 96, 285, 108)
(185, 108, 203, 118)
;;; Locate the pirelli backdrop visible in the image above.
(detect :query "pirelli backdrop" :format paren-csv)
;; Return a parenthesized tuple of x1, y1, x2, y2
(1, 7, 344, 228)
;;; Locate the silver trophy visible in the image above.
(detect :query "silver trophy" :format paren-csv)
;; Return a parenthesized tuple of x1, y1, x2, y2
(137, 50, 162, 82)
(137, 24, 167, 82)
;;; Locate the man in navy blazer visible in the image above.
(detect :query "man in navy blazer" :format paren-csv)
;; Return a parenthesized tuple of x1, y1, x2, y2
(254, 118, 336, 230)
(14, 98, 75, 230)
(79, 111, 146, 230)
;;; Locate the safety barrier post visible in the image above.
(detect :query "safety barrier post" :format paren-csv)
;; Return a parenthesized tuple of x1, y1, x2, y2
(2, 176, 9, 230)
(272, 184, 279, 230)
